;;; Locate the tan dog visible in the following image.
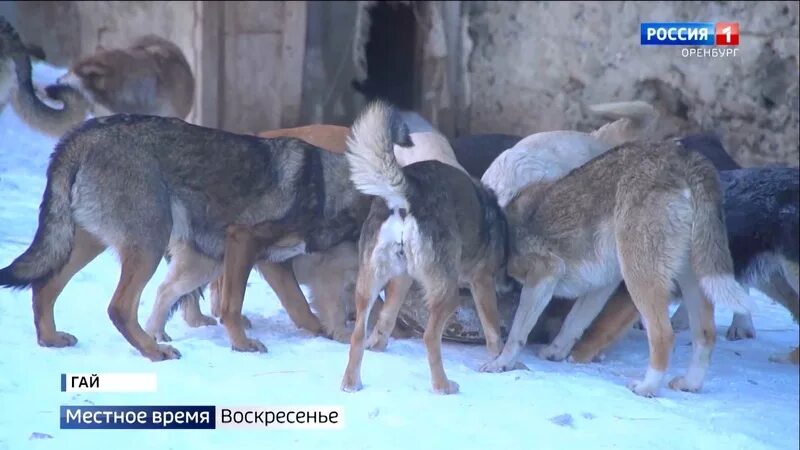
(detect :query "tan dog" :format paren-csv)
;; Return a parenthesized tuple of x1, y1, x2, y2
(56, 34, 194, 120)
(341, 101, 509, 394)
(481, 139, 754, 397)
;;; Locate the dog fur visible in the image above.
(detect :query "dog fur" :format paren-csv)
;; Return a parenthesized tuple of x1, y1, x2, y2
(158, 116, 466, 346)
(0, 17, 89, 137)
(570, 163, 800, 365)
(481, 101, 658, 208)
(340, 101, 509, 394)
(55, 34, 194, 120)
(0, 114, 369, 360)
(481, 138, 754, 397)
(157, 124, 369, 344)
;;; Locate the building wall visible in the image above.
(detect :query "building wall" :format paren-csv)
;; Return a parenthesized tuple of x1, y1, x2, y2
(465, 1, 799, 167)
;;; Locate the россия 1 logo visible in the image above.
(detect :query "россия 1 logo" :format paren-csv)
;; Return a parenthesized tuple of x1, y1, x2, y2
(640, 22, 739, 58)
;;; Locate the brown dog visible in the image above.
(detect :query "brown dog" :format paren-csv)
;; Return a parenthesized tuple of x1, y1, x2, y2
(148, 124, 412, 344)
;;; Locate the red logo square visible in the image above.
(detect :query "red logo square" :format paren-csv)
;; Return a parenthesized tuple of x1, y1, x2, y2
(715, 22, 739, 46)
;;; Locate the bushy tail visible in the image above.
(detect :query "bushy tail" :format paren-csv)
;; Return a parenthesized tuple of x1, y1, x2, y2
(0, 141, 82, 289)
(345, 100, 413, 209)
(686, 152, 755, 314)
(1, 18, 89, 137)
(588, 100, 657, 147)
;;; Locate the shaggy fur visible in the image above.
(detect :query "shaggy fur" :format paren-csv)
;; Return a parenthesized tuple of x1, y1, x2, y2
(341, 101, 508, 394)
(0, 114, 368, 360)
(482, 139, 753, 397)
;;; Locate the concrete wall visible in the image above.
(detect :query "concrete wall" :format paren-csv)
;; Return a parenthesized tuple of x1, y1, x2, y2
(465, 1, 799, 167)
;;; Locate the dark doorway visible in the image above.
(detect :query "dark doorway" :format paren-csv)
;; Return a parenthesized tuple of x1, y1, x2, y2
(351, 2, 417, 110)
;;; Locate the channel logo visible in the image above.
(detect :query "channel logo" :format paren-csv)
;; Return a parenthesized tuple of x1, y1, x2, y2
(641, 22, 739, 46)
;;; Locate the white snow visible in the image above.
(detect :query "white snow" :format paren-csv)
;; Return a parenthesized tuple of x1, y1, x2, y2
(0, 63, 797, 450)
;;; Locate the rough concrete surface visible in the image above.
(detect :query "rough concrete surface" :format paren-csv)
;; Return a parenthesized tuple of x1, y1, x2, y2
(466, 1, 799, 167)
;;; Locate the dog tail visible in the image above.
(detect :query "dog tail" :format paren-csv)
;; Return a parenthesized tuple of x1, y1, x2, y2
(588, 101, 657, 147)
(1, 19, 89, 137)
(686, 151, 755, 314)
(0, 140, 83, 289)
(345, 100, 414, 209)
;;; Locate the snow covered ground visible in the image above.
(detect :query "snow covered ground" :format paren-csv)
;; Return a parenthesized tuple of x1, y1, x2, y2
(0, 63, 797, 450)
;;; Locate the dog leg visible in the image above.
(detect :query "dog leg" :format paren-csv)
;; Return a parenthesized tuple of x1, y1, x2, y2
(341, 265, 388, 392)
(256, 260, 323, 335)
(670, 303, 691, 331)
(761, 268, 799, 363)
(770, 347, 800, 365)
(107, 248, 181, 361)
(669, 267, 716, 393)
(179, 290, 218, 328)
(540, 283, 619, 362)
(32, 226, 105, 348)
(220, 226, 266, 353)
(211, 275, 252, 329)
(480, 270, 560, 373)
(570, 284, 639, 363)
(725, 313, 755, 341)
(145, 245, 220, 342)
(469, 272, 504, 358)
(423, 285, 461, 395)
(623, 277, 673, 397)
(366, 275, 413, 351)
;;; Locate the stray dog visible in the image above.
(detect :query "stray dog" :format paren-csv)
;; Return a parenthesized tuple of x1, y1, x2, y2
(571, 164, 800, 365)
(481, 101, 657, 208)
(481, 139, 754, 397)
(0, 114, 368, 360)
(375, 101, 657, 345)
(0, 18, 89, 135)
(153, 124, 374, 344)
(665, 134, 755, 339)
(54, 35, 194, 120)
(340, 101, 509, 394)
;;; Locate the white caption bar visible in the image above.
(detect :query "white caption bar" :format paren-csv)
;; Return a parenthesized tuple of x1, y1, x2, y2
(61, 373, 158, 393)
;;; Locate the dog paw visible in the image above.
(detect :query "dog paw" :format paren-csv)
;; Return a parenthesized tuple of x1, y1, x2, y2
(366, 331, 389, 352)
(627, 379, 659, 398)
(185, 314, 217, 328)
(725, 324, 755, 341)
(432, 379, 460, 395)
(668, 376, 702, 393)
(231, 338, 268, 353)
(329, 328, 353, 344)
(341, 374, 363, 393)
(150, 330, 172, 343)
(479, 358, 527, 373)
(145, 344, 182, 362)
(538, 344, 569, 362)
(38, 331, 78, 348)
(769, 347, 800, 365)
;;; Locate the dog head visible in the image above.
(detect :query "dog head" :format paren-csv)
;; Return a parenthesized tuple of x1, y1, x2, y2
(55, 49, 129, 116)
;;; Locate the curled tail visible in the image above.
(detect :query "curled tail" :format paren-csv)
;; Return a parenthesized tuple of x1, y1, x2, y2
(0, 141, 82, 289)
(345, 100, 413, 209)
(686, 151, 755, 314)
(588, 100, 657, 147)
(1, 18, 89, 137)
